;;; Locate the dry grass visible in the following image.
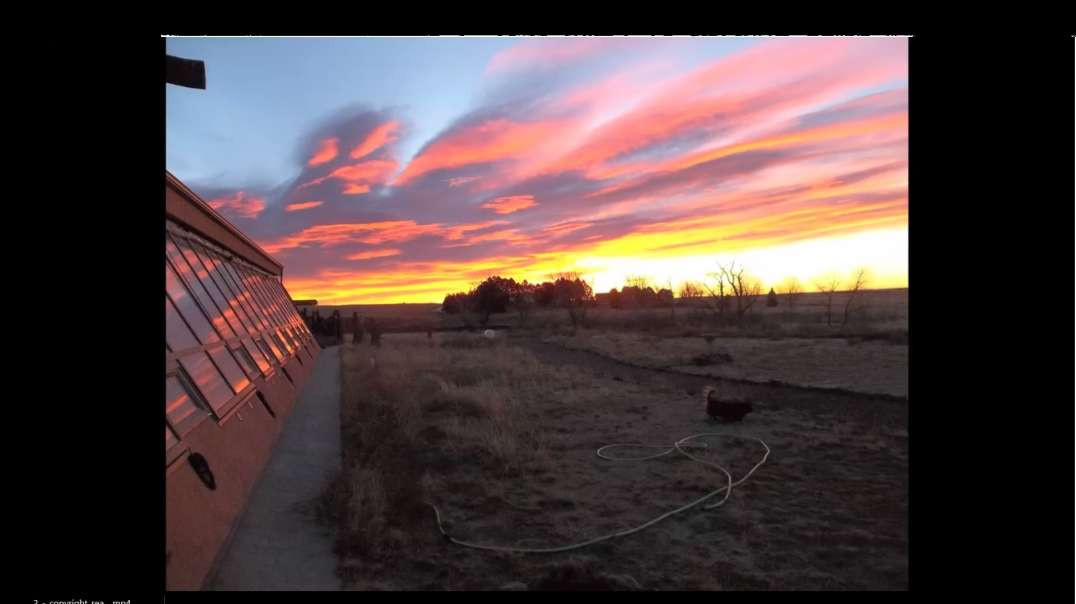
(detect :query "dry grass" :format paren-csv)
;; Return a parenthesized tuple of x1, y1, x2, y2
(327, 330, 906, 590)
(332, 333, 560, 570)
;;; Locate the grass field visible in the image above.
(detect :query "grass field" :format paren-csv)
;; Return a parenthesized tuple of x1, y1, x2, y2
(323, 331, 908, 590)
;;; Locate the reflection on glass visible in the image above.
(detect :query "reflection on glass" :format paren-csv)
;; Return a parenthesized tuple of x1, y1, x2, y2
(219, 260, 269, 331)
(166, 374, 205, 435)
(208, 346, 251, 394)
(231, 345, 259, 379)
(165, 262, 218, 344)
(178, 351, 235, 414)
(260, 336, 284, 363)
(176, 237, 244, 338)
(167, 237, 235, 340)
(205, 250, 260, 334)
(189, 242, 249, 336)
(242, 337, 272, 374)
(165, 296, 199, 352)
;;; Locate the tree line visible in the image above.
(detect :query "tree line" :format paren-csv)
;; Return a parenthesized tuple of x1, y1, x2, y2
(441, 264, 873, 328)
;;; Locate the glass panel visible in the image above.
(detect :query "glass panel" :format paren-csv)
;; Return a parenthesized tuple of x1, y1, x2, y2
(166, 237, 234, 340)
(190, 242, 252, 336)
(272, 331, 292, 356)
(238, 266, 281, 328)
(166, 424, 179, 450)
(220, 261, 270, 331)
(165, 296, 199, 352)
(251, 281, 284, 328)
(165, 262, 218, 344)
(166, 374, 205, 435)
(252, 274, 289, 327)
(259, 337, 284, 363)
(208, 346, 251, 394)
(204, 250, 260, 334)
(176, 237, 244, 337)
(276, 329, 295, 354)
(178, 351, 235, 414)
(231, 345, 259, 379)
(242, 337, 272, 374)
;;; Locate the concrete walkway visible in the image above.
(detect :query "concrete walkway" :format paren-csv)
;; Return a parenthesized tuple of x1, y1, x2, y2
(210, 345, 342, 590)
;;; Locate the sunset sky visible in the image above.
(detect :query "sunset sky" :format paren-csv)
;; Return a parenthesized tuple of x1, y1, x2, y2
(166, 36, 908, 304)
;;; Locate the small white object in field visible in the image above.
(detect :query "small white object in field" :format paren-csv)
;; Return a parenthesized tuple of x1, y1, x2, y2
(484, 329, 496, 339)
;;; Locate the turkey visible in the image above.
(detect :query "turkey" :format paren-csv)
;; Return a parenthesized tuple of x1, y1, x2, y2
(703, 385, 754, 422)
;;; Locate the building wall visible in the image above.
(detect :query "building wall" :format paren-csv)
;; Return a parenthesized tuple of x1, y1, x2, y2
(165, 172, 323, 590)
(165, 362, 316, 590)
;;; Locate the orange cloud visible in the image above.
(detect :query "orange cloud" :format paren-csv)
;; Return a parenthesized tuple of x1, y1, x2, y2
(392, 118, 567, 186)
(350, 121, 399, 160)
(206, 192, 266, 219)
(307, 138, 339, 166)
(284, 201, 323, 212)
(342, 184, 371, 195)
(346, 248, 402, 261)
(480, 195, 537, 214)
(328, 159, 397, 183)
(262, 219, 510, 253)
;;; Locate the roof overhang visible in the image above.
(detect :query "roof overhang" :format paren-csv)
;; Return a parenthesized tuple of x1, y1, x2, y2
(165, 171, 283, 276)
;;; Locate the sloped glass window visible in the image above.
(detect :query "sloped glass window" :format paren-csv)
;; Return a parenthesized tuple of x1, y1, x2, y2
(260, 336, 284, 363)
(231, 344, 259, 379)
(203, 249, 260, 334)
(237, 266, 281, 329)
(219, 260, 270, 331)
(275, 329, 294, 355)
(242, 337, 272, 374)
(189, 242, 251, 336)
(165, 296, 199, 353)
(178, 351, 235, 415)
(208, 346, 251, 394)
(166, 374, 206, 436)
(166, 238, 235, 340)
(174, 236, 244, 337)
(165, 263, 218, 345)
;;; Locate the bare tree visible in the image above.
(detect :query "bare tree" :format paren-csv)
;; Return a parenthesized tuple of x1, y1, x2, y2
(841, 268, 869, 326)
(706, 261, 761, 324)
(701, 270, 729, 319)
(779, 276, 802, 311)
(813, 273, 842, 326)
(678, 281, 705, 299)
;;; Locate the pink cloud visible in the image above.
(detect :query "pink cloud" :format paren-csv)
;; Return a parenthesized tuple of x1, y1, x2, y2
(346, 248, 402, 260)
(481, 195, 537, 214)
(307, 138, 339, 166)
(284, 201, 323, 212)
(207, 192, 266, 219)
(350, 121, 399, 160)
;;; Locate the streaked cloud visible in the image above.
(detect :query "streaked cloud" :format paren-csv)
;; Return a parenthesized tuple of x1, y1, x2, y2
(307, 138, 339, 166)
(189, 37, 908, 303)
(206, 192, 266, 220)
(481, 195, 537, 214)
(284, 201, 323, 212)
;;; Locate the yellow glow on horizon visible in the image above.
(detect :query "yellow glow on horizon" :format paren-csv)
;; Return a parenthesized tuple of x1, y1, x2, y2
(283, 226, 907, 305)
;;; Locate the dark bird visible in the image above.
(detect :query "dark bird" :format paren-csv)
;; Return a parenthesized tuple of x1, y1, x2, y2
(703, 385, 753, 422)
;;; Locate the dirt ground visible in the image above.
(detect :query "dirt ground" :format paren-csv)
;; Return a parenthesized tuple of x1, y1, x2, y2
(330, 333, 908, 591)
(543, 332, 908, 398)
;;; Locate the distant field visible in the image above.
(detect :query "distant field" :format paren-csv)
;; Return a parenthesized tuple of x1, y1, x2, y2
(301, 288, 907, 335)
